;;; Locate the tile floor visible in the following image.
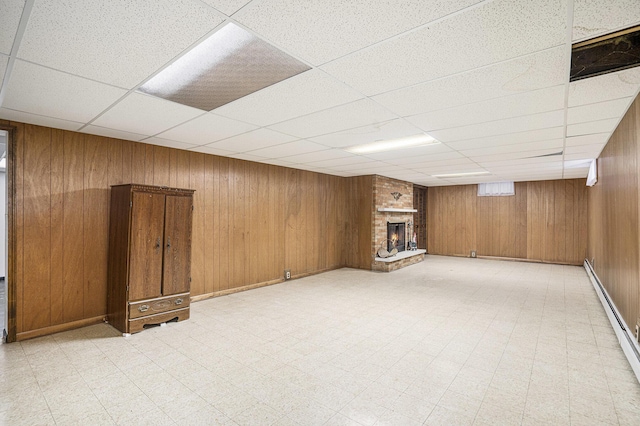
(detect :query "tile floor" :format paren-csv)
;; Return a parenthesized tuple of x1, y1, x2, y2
(1, 256, 639, 425)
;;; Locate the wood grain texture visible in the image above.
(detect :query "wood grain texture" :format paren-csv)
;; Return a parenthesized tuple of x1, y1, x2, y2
(163, 194, 193, 296)
(588, 96, 640, 331)
(344, 176, 373, 269)
(428, 180, 587, 264)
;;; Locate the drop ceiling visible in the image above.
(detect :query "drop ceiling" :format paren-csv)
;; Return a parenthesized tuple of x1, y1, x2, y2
(1, 0, 639, 186)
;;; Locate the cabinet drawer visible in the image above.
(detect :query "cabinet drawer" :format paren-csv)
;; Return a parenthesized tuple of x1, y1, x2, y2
(129, 293, 190, 319)
(128, 307, 190, 334)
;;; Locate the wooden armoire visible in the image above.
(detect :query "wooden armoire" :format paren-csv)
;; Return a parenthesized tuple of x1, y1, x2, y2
(107, 184, 195, 334)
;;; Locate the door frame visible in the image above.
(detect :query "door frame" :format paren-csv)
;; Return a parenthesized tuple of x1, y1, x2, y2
(0, 123, 16, 342)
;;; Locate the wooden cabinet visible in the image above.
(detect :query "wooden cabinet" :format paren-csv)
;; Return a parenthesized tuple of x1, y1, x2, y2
(107, 184, 195, 334)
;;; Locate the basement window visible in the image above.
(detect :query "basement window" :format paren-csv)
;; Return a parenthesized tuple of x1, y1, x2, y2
(477, 182, 515, 197)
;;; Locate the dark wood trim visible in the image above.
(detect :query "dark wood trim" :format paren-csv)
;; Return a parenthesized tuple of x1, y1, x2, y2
(0, 124, 16, 343)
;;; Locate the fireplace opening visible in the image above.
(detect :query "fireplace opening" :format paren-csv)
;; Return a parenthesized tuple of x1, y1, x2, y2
(387, 222, 406, 253)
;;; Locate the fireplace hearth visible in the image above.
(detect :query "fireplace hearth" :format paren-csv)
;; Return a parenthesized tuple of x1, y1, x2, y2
(387, 222, 406, 253)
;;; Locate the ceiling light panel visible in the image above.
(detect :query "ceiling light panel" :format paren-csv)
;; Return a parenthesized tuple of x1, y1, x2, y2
(345, 134, 438, 154)
(372, 47, 566, 117)
(429, 110, 565, 142)
(156, 112, 257, 145)
(0, 0, 25, 54)
(205, 128, 297, 152)
(268, 99, 397, 139)
(234, 0, 482, 65)
(0, 107, 83, 131)
(17, 0, 224, 89)
(139, 23, 310, 111)
(361, 143, 452, 161)
(408, 85, 565, 132)
(321, 0, 567, 96)
(3, 60, 128, 123)
(572, 0, 640, 42)
(92, 92, 203, 136)
(213, 69, 363, 126)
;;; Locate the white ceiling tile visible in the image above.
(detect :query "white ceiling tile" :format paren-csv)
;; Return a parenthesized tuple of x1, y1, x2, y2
(478, 157, 563, 167)
(213, 69, 363, 126)
(459, 139, 564, 158)
(207, 128, 297, 152)
(143, 136, 198, 150)
(564, 144, 604, 157)
(0, 0, 25, 55)
(568, 98, 632, 125)
(573, 0, 640, 42)
(0, 54, 8, 87)
(82, 125, 147, 142)
(156, 112, 258, 145)
(188, 145, 236, 156)
(280, 148, 355, 164)
(0, 107, 83, 131)
(566, 118, 619, 137)
(361, 143, 453, 161)
(373, 47, 566, 117)
(408, 85, 565, 131)
(17, 0, 224, 88)
(340, 165, 401, 174)
(429, 110, 565, 143)
(564, 152, 600, 162)
(445, 127, 565, 150)
(568, 67, 640, 107)
(92, 92, 203, 136)
(268, 99, 397, 139)
(246, 140, 328, 158)
(321, 0, 567, 95)
(309, 118, 424, 148)
(199, 0, 252, 16)
(3, 60, 127, 123)
(309, 155, 374, 168)
(257, 158, 296, 168)
(235, 0, 482, 65)
(228, 152, 270, 162)
(386, 152, 466, 167)
(565, 133, 609, 147)
(563, 169, 589, 178)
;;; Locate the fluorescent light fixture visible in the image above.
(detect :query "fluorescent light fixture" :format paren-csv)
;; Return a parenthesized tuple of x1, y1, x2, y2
(432, 171, 490, 178)
(138, 23, 310, 111)
(345, 134, 439, 154)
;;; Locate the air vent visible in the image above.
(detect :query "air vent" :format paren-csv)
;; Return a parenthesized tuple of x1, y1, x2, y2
(571, 25, 640, 82)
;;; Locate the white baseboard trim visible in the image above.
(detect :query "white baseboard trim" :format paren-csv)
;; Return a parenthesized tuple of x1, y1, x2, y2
(584, 259, 640, 383)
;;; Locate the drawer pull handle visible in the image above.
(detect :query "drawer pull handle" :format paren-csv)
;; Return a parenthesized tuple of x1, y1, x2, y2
(175, 298, 183, 305)
(138, 305, 149, 313)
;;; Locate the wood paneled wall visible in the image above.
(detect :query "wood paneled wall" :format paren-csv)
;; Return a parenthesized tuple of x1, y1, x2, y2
(6, 121, 347, 337)
(344, 176, 373, 270)
(587, 96, 640, 331)
(428, 179, 587, 265)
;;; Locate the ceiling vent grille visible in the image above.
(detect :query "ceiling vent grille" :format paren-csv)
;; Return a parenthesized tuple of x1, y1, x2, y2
(571, 25, 640, 82)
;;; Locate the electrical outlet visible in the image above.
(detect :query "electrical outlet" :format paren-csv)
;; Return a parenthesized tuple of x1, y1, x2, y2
(284, 269, 291, 280)
(470, 250, 477, 258)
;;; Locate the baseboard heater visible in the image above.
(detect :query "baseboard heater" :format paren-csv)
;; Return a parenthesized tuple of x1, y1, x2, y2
(584, 259, 640, 383)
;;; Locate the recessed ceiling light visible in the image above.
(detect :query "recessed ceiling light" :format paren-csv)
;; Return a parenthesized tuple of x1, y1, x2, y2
(432, 171, 491, 178)
(138, 23, 310, 111)
(345, 134, 439, 154)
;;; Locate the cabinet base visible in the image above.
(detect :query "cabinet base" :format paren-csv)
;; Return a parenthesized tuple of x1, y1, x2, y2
(127, 307, 190, 334)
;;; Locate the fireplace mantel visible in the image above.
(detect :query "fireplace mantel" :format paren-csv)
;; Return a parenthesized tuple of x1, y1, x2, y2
(377, 208, 417, 213)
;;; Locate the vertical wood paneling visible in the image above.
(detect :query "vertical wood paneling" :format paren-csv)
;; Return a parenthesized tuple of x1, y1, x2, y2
(11, 121, 349, 336)
(428, 180, 587, 264)
(62, 132, 84, 322)
(50, 129, 64, 325)
(23, 125, 52, 330)
(588, 96, 640, 331)
(83, 136, 109, 318)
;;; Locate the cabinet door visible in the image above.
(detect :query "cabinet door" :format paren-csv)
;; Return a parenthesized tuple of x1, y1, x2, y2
(129, 192, 165, 300)
(162, 195, 193, 295)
